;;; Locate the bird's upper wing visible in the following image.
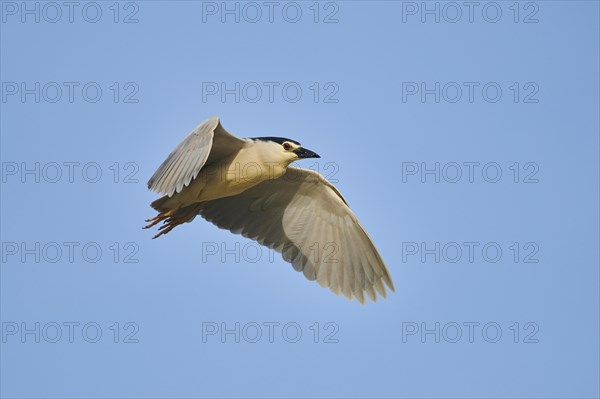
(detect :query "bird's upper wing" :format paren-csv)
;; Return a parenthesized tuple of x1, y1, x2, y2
(147, 116, 246, 197)
(198, 166, 395, 303)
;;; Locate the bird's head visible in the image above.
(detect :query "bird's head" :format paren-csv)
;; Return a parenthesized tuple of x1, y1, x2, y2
(251, 137, 320, 165)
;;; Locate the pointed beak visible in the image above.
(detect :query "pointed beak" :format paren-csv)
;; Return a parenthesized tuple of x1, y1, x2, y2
(294, 147, 320, 159)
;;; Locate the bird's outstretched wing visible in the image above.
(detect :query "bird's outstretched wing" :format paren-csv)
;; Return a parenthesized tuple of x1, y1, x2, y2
(198, 166, 395, 303)
(148, 116, 246, 197)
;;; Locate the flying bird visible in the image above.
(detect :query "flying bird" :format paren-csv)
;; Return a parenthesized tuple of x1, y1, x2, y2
(144, 116, 394, 303)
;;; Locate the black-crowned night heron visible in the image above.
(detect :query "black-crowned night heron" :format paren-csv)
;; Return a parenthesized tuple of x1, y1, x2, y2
(144, 116, 394, 303)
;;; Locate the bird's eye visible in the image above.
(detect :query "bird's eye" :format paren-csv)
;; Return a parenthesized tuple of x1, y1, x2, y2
(283, 143, 291, 151)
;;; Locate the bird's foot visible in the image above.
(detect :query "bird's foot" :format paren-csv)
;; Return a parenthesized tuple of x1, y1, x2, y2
(144, 203, 203, 239)
(143, 210, 173, 230)
(152, 215, 188, 239)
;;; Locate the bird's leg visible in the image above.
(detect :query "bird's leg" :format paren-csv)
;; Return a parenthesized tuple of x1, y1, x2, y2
(143, 210, 174, 229)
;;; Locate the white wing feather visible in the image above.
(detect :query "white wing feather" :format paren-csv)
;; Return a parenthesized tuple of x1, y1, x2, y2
(198, 166, 395, 303)
(147, 116, 245, 197)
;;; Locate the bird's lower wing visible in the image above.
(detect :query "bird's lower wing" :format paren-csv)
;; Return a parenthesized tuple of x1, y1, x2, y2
(147, 116, 245, 197)
(197, 166, 395, 303)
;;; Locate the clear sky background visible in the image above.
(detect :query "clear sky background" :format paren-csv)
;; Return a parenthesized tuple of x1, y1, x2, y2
(1, 1, 599, 398)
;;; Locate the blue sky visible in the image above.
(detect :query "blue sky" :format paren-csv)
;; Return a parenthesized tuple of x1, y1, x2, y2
(1, 1, 599, 398)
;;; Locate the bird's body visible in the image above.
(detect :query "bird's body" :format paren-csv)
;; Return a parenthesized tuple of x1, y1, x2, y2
(145, 116, 394, 303)
(153, 140, 291, 210)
